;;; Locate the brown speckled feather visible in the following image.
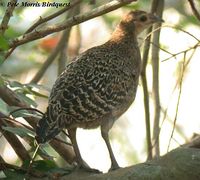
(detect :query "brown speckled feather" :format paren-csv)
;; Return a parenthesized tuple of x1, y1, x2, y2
(35, 10, 163, 170)
(50, 40, 140, 125)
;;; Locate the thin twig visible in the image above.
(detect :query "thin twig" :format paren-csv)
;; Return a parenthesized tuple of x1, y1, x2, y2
(152, 49, 196, 152)
(25, 0, 81, 34)
(163, 25, 200, 42)
(30, 41, 61, 83)
(149, 40, 175, 57)
(6, 0, 136, 51)
(141, 30, 153, 160)
(0, 0, 17, 35)
(57, 29, 70, 75)
(162, 42, 200, 62)
(167, 53, 186, 152)
(188, 0, 200, 21)
(1, 116, 34, 132)
(57, 5, 80, 75)
(3, 1, 81, 59)
(30, 6, 78, 83)
(62, 130, 70, 138)
(140, 2, 160, 159)
(26, 144, 40, 177)
(151, 25, 200, 62)
(141, 0, 164, 160)
(151, 0, 164, 158)
(4, 47, 16, 60)
(143, 35, 199, 63)
(144, 25, 200, 45)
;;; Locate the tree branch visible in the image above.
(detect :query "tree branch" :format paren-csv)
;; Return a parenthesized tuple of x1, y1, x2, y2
(0, 113, 31, 162)
(151, 0, 164, 158)
(183, 135, 200, 148)
(6, 0, 136, 50)
(57, 28, 71, 75)
(188, 0, 200, 22)
(2, 147, 200, 179)
(25, 0, 81, 34)
(141, 0, 164, 160)
(30, 34, 67, 83)
(24, 147, 200, 180)
(57, 4, 81, 75)
(0, 0, 17, 35)
(141, 34, 152, 160)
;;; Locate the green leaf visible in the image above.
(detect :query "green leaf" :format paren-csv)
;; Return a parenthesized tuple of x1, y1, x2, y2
(28, 89, 48, 98)
(0, 35, 9, 50)
(0, 170, 6, 179)
(2, 126, 35, 138)
(30, 160, 57, 172)
(3, 169, 25, 180)
(0, 75, 5, 86)
(9, 81, 24, 88)
(0, 54, 4, 66)
(4, 27, 22, 39)
(16, 92, 38, 107)
(22, 160, 72, 176)
(26, 83, 50, 92)
(9, 81, 48, 98)
(10, 109, 42, 119)
(36, 145, 55, 161)
(0, 98, 9, 115)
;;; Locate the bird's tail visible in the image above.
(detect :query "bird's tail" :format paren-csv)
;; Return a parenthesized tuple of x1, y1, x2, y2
(35, 113, 49, 144)
(35, 109, 61, 144)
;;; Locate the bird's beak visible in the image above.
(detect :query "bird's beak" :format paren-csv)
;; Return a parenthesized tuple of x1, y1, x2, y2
(150, 14, 164, 23)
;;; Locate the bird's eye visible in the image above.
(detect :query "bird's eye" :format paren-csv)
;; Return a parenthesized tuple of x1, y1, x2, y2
(140, 15, 147, 22)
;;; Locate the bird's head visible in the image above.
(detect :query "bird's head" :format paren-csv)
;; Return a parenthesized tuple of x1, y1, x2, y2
(119, 10, 164, 35)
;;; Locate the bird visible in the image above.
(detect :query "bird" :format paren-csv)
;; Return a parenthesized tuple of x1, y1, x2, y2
(35, 10, 163, 171)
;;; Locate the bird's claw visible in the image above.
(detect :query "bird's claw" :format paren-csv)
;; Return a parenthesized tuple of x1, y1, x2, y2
(73, 163, 102, 174)
(109, 164, 120, 172)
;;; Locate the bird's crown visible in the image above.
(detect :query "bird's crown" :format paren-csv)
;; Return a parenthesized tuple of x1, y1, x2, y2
(119, 10, 163, 35)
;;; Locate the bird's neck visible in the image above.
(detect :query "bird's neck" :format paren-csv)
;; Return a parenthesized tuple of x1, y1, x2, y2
(108, 24, 138, 50)
(106, 24, 141, 71)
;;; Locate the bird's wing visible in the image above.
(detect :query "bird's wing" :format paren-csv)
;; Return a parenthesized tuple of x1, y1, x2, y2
(47, 47, 134, 127)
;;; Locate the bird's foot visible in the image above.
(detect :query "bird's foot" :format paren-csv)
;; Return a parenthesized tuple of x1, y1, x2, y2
(109, 164, 120, 172)
(73, 163, 101, 174)
(79, 164, 101, 173)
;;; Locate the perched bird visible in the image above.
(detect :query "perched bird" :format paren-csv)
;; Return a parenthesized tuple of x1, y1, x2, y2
(35, 10, 163, 171)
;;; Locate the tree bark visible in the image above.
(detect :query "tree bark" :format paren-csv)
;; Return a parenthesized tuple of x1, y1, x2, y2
(28, 147, 200, 180)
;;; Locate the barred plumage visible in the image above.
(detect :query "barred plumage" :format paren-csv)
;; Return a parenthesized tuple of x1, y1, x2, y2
(35, 10, 163, 171)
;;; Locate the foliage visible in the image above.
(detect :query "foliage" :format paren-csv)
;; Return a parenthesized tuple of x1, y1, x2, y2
(0, 0, 200, 178)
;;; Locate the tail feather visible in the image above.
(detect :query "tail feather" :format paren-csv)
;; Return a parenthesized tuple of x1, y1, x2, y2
(35, 113, 49, 143)
(35, 110, 61, 144)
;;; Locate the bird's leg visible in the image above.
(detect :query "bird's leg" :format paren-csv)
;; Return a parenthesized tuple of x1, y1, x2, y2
(68, 128, 83, 165)
(68, 128, 100, 173)
(101, 124, 120, 171)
